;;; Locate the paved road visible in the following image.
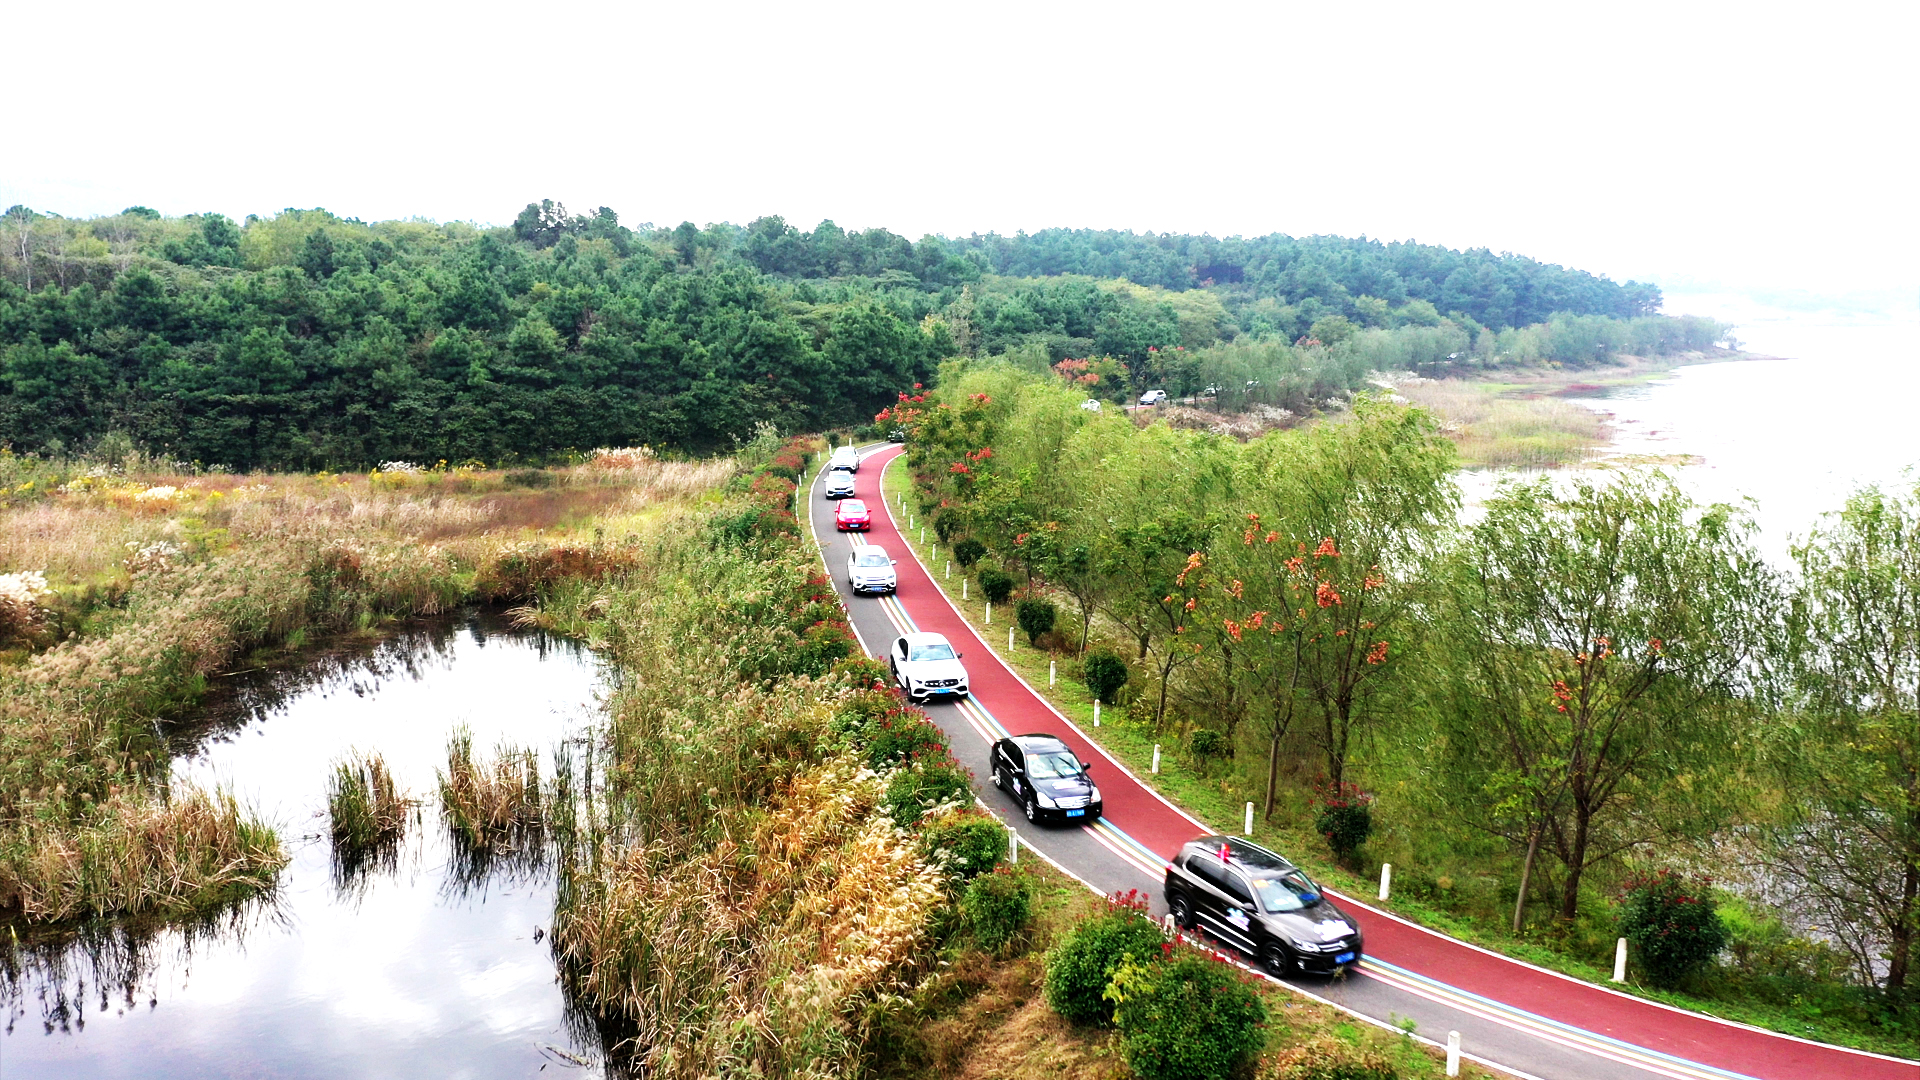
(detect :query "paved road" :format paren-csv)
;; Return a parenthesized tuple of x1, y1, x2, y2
(808, 444, 1920, 1080)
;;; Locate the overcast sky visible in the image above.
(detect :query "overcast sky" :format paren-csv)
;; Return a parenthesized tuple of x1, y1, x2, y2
(8, 0, 1914, 316)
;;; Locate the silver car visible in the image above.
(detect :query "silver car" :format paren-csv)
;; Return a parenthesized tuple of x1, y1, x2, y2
(888, 632, 969, 703)
(846, 545, 897, 594)
(829, 446, 861, 473)
(824, 468, 856, 498)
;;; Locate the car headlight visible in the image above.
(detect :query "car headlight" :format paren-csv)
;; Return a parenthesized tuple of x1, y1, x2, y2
(1088, 785, 1100, 802)
(1035, 790, 1057, 809)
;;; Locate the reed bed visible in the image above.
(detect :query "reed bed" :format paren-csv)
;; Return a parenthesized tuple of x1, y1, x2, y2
(438, 728, 545, 853)
(1395, 377, 1606, 468)
(327, 751, 408, 859)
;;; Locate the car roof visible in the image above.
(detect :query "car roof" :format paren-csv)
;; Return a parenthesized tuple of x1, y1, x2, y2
(832, 446, 859, 456)
(828, 465, 854, 474)
(1184, 835, 1298, 873)
(1011, 734, 1071, 753)
(851, 545, 891, 558)
(901, 631, 950, 645)
(838, 498, 866, 507)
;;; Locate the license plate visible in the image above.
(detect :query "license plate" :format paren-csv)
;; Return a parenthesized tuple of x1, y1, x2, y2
(1065, 809, 1085, 818)
(933, 688, 954, 694)
(1335, 951, 1356, 965)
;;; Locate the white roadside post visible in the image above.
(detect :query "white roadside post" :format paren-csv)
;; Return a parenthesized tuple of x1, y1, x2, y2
(909, 514, 915, 530)
(962, 580, 968, 600)
(1613, 937, 1629, 982)
(921, 527, 926, 544)
(1379, 863, 1392, 901)
(1093, 700, 1101, 727)
(1244, 802, 1254, 835)
(946, 561, 951, 579)
(1008, 828, 1019, 864)
(986, 602, 992, 623)
(1049, 659, 1056, 686)
(1009, 627, 1015, 650)
(1152, 744, 1161, 773)
(1445, 1031, 1461, 1077)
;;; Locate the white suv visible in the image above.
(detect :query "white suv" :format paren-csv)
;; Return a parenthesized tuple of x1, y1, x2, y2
(889, 632, 969, 703)
(847, 546, 898, 594)
(1138, 389, 1167, 406)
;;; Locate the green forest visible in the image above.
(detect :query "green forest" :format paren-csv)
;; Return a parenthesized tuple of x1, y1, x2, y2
(0, 202, 1726, 470)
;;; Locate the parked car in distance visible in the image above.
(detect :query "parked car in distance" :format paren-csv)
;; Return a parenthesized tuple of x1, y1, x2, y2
(1164, 835, 1363, 977)
(888, 427, 907, 442)
(1201, 384, 1220, 397)
(846, 545, 897, 594)
(823, 468, 856, 498)
(1138, 389, 1167, 406)
(833, 499, 871, 531)
(829, 446, 861, 472)
(1080, 398, 1103, 412)
(888, 632, 968, 703)
(989, 734, 1101, 824)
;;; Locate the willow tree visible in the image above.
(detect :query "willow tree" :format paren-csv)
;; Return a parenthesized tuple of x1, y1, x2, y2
(1776, 485, 1920, 989)
(1429, 473, 1771, 923)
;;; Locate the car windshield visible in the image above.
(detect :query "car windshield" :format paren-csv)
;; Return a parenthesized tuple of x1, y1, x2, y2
(1250, 869, 1322, 912)
(908, 642, 955, 661)
(856, 552, 891, 567)
(840, 501, 866, 513)
(1025, 752, 1081, 779)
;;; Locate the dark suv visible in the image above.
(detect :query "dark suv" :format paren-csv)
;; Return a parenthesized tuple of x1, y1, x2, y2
(1163, 836, 1363, 976)
(989, 734, 1102, 824)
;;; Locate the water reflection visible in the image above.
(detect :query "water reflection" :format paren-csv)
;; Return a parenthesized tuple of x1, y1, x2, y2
(2, 611, 613, 1079)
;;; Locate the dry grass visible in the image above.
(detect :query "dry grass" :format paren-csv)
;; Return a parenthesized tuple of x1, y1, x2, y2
(438, 728, 544, 852)
(328, 750, 408, 858)
(1394, 378, 1607, 468)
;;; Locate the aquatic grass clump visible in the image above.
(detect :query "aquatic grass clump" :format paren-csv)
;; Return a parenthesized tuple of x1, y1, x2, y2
(327, 751, 408, 862)
(438, 728, 545, 853)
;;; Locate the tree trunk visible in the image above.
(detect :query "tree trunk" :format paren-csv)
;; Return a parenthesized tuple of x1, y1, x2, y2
(1888, 846, 1918, 991)
(1560, 804, 1593, 921)
(1513, 822, 1542, 934)
(1264, 725, 1282, 820)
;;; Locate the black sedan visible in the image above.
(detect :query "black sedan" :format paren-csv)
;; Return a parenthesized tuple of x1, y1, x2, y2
(988, 734, 1102, 824)
(1164, 835, 1363, 976)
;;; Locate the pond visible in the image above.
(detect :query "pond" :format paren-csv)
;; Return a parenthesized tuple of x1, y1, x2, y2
(2, 612, 611, 1079)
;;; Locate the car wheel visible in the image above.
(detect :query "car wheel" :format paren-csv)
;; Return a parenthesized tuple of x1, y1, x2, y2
(991, 763, 1004, 790)
(1260, 940, 1296, 978)
(1169, 893, 1194, 931)
(1023, 797, 1038, 823)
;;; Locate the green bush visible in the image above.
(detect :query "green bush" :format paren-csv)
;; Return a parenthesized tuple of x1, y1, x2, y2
(882, 756, 974, 829)
(1016, 597, 1057, 645)
(1083, 650, 1130, 705)
(933, 510, 966, 543)
(977, 568, 1014, 604)
(1044, 908, 1168, 1025)
(960, 866, 1035, 954)
(1620, 870, 1728, 988)
(1189, 728, 1229, 762)
(922, 811, 1007, 881)
(1314, 781, 1372, 857)
(953, 538, 987, 568)
(860, 706, 947, 770)
(1106, 947, 1268, 1080)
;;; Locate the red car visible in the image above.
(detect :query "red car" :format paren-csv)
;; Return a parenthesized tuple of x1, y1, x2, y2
(834, 499, 872, 531)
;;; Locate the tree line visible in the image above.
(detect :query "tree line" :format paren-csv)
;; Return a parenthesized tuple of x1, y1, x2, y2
(2, 201, 1723, 470)
(903, 361, 1919, 1012)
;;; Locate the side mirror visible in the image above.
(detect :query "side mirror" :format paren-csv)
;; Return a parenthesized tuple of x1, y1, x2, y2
(890, 560, 898, 565)
(1080, 760, 1091, 771)
(956, 652, 965, 659)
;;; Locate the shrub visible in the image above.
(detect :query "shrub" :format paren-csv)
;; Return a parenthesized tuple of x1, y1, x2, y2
(882, 756, 973, 828)
(922, 811, 1007, 881)
(1265, 1035, 1401, 1080)
(1083, 649, 1130, 705)
(1016, 597, 1057, 645)
(960, 866, 1035, 954)
(1044, 907, 1168, 1025)
(1189, 728, 1229, 762)
(977, 567, 1014, 604)
(1106, 946, 1268, 1080)
(953, 538, 987, 568)
(1313, 780, 1373, 858)
(934, 510, 966, 543)
(1619, 870, 1728, 987)
(861, 707, 948, 771)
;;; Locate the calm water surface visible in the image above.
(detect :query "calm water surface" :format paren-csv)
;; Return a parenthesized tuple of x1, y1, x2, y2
(1469, 319, 1920, 557)
(2, 614, 610, 1079)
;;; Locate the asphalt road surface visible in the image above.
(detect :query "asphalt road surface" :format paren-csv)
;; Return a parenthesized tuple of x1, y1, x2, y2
(808, 443, 1919, 1080)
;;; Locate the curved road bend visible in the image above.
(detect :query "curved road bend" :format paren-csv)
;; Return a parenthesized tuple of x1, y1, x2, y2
(808, 444, 1919, 1080)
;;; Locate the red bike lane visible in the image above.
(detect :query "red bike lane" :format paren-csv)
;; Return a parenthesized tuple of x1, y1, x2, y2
(853, 443, 1917, 1080)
